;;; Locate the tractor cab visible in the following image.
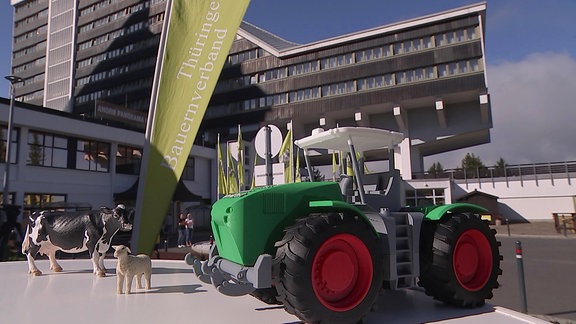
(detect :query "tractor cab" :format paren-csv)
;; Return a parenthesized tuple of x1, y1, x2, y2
(295, 126, 405, 211)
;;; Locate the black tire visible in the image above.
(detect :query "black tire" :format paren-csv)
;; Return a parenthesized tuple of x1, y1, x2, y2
(250, 287, 281, 305)
(273, 213, 383, 324)
(418, 213, 502, 307)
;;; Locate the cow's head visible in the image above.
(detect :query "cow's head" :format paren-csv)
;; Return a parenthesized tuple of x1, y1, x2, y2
(114, 204, 133, 231)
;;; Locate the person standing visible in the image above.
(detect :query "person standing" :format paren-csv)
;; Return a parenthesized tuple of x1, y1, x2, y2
(177, 213, 186, 248)
(185, 213, 194, 247)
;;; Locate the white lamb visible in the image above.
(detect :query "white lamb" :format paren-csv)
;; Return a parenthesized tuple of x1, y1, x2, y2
(113, 245, 152, 294)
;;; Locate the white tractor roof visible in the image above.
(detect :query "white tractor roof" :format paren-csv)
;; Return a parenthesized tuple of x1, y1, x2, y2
(294, 127, 405, 152)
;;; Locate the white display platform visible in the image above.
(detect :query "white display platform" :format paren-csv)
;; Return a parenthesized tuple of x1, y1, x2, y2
(0, 259, 547, 324)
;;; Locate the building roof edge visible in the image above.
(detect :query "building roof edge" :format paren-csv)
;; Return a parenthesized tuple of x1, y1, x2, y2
(239, 2, 486, 57)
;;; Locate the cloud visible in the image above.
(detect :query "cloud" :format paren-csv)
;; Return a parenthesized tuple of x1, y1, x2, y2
(427, 52, 576, 168)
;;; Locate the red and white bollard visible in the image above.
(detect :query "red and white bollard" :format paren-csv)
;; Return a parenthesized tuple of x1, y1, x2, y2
(515, 241, 528, 314)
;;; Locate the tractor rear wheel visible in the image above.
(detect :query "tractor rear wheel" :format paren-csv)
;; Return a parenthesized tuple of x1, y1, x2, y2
(419, 213, 502, 307)
(250, 287, 281, 305)
(273, 213, 383, 324)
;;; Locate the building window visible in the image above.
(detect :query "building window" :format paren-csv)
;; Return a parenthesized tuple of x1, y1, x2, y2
(23, 193, 67, 219)
(182, 157, 195, 180)
(289, 61, 319, 76)
(75, 139, 110, 172)
(322, 81, 355, 97)
(405, 188, 445, 207)
(466, 26, 478, 40)
(1, 126, 19, 164)
(435, 33, 446, 47)
(289, 87, 320, 102)
(258, 67, 287, 83)
(437, 59, 481, 78)
(227, 48, 261, 66)
(116, 145, 142, 175)
(27, 131, 67, 168)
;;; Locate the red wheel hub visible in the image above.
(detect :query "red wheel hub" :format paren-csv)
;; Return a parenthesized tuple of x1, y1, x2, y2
(453, 229, 493, 291)
(312, 234, 373, 311)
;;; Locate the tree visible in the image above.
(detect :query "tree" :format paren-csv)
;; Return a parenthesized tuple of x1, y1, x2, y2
(427, 162, 444, 177)
(28, 133, 43, 166)
(494, 157, 507, 177)
(311, 166, 325, 182)
(461, 153, 485, 178)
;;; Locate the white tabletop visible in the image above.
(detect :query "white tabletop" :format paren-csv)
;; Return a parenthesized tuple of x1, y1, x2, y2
(0, 258, 547, 324)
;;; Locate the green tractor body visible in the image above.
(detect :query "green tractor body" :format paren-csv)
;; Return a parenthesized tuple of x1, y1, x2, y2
(187, 127, 502, 324)
(211, 181, 344, 265)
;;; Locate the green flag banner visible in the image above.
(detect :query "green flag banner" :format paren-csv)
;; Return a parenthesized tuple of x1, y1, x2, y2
(227, 141, 239, 194)
(132, 0, 250, 254)
(217, 134, 228, 196)
(237, 125, 244, 189)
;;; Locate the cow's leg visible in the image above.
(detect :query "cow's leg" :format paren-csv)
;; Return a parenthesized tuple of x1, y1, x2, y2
(23, 228, 42, 276)
(117, 272, 125, 294)
(26, 251, 42, 276)
(92, 237, 111, 275)
(87, 236, 106, 277)
(90, 252, 106, 277)
(97, 252, 107, 273)
(48, 250, 63, 272)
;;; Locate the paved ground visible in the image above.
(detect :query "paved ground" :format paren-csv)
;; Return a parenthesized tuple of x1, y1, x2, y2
(493, 236, 576, 324)
(492, 220, 576, 238)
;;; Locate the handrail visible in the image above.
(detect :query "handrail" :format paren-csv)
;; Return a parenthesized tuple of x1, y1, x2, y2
(413, 160, 576, 181)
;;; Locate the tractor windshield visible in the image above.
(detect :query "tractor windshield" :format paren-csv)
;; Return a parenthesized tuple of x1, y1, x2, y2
(294, 127, 405, 205)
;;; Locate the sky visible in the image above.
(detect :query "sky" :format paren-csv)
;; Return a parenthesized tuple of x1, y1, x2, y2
(0, 0, 575, 169)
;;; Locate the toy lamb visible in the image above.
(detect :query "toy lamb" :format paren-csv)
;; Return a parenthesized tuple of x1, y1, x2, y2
(113, 245, 152, 294)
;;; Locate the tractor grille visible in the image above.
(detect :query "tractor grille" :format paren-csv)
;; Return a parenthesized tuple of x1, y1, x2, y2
(262, 193, 285, 214)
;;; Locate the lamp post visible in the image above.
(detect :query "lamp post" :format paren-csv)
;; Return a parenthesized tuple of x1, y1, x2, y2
(3, 75, 23, 205)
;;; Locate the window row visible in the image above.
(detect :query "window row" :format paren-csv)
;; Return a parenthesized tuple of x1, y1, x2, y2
(2, 126, 195, 178)
(13, 56, 46, 74)
(78, 35, 159, 69)
(77, 57, 156, 86)
(14, 25, 48, 44)
(79, 0, 164, 17)
(225, 48, 263, 66)
(13, 40, 47, 59)
(75, 77, 153, 104)
(77, 13, 164, 52)
(78, 1, 164, 34)
(216, 26, 480, 93)
(14, 0, 47, 14)
(207, 59, 482, 118)
(27, 131, 110, 172)
(16, 89, 44, 102)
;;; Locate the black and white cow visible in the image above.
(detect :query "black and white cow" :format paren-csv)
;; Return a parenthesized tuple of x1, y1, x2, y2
(22, 204, 133, 276)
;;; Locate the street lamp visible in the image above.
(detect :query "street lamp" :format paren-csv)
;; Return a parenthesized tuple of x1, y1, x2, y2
(3, 75, 23, 205)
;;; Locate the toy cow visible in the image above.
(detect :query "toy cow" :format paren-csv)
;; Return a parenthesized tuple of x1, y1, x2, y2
(113, 245, 152, 294)
(22, 205, 132, 276)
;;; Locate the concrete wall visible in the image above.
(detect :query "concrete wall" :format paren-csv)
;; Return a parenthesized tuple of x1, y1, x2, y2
(452, 175, 575, 222)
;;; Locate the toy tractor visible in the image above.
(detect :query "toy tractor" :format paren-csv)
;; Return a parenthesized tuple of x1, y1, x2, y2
(187, 127, 501, 324)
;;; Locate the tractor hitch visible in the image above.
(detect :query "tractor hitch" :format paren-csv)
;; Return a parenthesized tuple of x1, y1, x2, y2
(185, 246, 272, 297)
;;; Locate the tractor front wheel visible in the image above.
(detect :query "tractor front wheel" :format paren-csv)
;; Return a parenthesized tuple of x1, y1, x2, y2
(273, 213, 383, 324)
(419, 213, 502, 307)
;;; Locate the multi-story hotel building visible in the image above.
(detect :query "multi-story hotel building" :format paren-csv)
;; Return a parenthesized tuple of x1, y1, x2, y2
(10, 0, 491, 177)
